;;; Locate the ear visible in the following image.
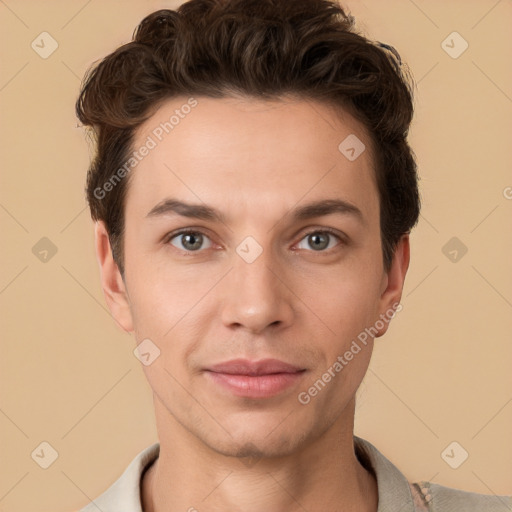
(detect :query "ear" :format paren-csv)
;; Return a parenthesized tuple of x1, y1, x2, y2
(375, 234, 410, 337)
(94, 221, 134, 333)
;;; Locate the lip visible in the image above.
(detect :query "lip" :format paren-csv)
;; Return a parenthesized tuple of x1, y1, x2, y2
(204, 358, 306, 398)
(206, 358, 304, 375)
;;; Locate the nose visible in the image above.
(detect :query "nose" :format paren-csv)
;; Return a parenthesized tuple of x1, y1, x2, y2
(219, 246, 294, 334)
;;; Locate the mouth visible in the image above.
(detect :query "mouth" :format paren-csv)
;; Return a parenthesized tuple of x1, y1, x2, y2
(203, 358, 306, 399)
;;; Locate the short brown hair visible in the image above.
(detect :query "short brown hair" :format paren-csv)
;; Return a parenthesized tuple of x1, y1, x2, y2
(76, 0, 420, 276)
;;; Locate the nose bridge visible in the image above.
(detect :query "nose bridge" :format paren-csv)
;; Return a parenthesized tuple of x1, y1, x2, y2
(220, 239, 293, 332)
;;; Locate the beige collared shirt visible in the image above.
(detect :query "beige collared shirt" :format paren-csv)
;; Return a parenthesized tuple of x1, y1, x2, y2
(80, 436, 511, 511)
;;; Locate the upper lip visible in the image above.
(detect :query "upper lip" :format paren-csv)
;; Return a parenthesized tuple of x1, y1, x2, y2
(205, 358, 305, 376)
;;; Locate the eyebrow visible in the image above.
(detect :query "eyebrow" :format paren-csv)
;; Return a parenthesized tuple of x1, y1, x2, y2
(146, 198, 364, 224)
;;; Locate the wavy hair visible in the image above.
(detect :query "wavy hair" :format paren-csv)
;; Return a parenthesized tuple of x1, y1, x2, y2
(76, 0, 420, 275)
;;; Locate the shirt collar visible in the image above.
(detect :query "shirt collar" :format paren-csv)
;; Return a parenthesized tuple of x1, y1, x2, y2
(354, 435, 416, 511)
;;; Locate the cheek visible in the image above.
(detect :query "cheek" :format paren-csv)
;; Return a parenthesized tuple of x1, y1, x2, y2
(125, 250, 222, 345)
(296, 258, 383, 344)
(128, 273, 205, 389)
(297, 273, 379, 409)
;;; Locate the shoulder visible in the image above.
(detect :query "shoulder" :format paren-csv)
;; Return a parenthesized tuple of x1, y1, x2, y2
(412, 480, 512, 512)
(79, 443, 160, 512)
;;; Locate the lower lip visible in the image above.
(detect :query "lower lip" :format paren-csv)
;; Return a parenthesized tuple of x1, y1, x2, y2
(205, 371, 304, 398)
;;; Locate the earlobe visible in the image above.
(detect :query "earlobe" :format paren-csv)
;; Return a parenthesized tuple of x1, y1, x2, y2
(375, 234, 410, 337)
(94, 221, 134, 333)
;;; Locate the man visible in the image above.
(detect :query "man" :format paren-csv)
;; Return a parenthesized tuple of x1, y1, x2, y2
(76, 0, 511, 510)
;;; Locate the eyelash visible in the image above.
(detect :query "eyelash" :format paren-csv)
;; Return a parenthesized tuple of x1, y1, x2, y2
(165, 227, 345, 254)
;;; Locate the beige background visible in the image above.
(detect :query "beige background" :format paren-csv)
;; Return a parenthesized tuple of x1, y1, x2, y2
(1, 0, 511, 511)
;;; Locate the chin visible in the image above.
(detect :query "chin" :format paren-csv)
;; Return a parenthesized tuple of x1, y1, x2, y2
(209, 436, 298, 461)
(199, 417, 314, 461)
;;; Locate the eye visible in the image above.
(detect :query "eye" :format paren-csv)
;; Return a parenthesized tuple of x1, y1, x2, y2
(296, 229, 343, 252)
(166, 228, 344, 254)
(168, 230, 213, 252)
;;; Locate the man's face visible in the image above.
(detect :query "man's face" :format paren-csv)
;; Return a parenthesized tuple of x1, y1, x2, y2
(102, 96, 406, 458)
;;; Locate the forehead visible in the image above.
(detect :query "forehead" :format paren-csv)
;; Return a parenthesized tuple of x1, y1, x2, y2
(126, 95, 378, 224)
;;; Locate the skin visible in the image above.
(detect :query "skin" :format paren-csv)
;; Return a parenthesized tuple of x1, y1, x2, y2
(95, 95, 410, 512)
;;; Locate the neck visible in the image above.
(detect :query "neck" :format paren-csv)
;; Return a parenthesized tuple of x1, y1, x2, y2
(142, 396, 378, 512)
